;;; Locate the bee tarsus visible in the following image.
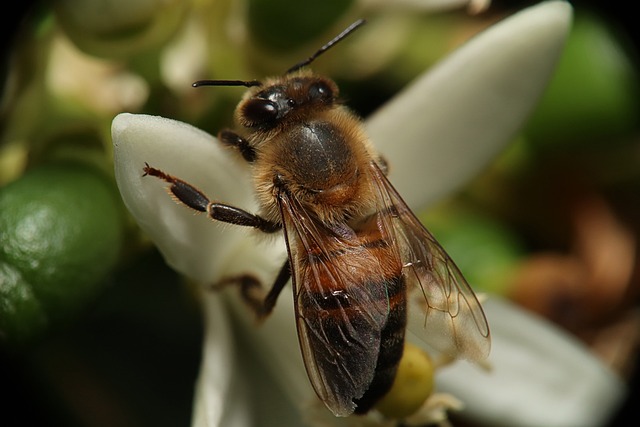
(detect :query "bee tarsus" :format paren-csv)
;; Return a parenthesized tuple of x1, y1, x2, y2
(215, 260, 291, 320)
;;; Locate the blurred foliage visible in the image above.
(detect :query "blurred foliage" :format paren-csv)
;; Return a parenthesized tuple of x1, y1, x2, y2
(525, 10, 639, 149)
(247, 0, 354, 51)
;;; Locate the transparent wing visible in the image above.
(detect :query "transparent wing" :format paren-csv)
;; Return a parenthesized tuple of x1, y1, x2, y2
(276, 189, 396, 417)
(369, 163, 491, 362)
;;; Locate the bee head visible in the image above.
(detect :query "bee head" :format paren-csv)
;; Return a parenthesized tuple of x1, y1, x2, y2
(191, 19, 365, 130)
(236, 74, 339, 129)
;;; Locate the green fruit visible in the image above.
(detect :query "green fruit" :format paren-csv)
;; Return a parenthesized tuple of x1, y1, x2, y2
(0, 163, 123, 343)
(0, 262, 48, 341)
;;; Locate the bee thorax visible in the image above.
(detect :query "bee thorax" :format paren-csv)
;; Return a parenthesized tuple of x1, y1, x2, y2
(289, 122, 355, 186)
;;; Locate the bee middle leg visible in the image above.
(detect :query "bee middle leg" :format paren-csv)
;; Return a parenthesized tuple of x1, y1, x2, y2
(218, 129, 256, 163)
(216, 260, 291, 320)
(143, 163, 280, 233)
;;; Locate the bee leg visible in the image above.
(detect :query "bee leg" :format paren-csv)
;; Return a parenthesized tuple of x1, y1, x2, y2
(262, 260, 291, 315)
(216, 261, 291, 320)
(218, 129, 256, 163)
(143, 163, 280, 233)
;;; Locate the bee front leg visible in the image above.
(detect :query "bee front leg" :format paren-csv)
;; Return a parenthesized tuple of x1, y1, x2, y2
(216, 260, 291, 320)
(218, 129, 256, 163)
(143, 163, 281, 233)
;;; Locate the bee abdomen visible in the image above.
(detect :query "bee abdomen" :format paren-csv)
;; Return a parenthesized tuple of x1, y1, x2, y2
(353, 275, 406, 414)
(298, 269, 407, 414)
(296, 220, 408, 414)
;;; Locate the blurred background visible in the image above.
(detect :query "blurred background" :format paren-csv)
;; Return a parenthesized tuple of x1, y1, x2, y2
(1, 0, 639, 426)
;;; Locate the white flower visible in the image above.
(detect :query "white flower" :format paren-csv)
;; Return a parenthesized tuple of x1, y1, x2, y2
(112, 2, 623, 426)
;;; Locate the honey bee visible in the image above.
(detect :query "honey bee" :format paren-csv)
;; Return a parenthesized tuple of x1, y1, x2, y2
(143, 19, 490, 417)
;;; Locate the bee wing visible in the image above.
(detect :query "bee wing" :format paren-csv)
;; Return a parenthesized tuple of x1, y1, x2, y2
(276, 190, 392, 417)
(369, 163, 491, 362)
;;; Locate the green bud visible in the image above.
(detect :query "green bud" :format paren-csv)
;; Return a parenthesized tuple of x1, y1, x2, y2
(375, 343, 435, 419)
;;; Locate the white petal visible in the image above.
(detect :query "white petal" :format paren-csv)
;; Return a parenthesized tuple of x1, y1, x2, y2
(192, 292, 252, 427)
(198, 237, 310, 425)
(221, 239, 310, 400)
(366, 1, 572, 208)
(436, 298, 625, 427)
(112, 112, 254, 283)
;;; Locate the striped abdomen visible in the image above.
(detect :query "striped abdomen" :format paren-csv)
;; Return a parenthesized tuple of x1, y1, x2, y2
(295, 213, 406, 413)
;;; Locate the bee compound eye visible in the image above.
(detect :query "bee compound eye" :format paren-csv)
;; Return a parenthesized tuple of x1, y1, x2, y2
(242, 98, 278, 127)
(309, 80, 334, 101)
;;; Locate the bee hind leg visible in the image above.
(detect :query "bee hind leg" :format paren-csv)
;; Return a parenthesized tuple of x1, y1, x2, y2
(215, 260, 291, 321)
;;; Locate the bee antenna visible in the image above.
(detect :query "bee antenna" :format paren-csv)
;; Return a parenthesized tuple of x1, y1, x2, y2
(285, 19, 366, 75)
(192, 79, 262, 88)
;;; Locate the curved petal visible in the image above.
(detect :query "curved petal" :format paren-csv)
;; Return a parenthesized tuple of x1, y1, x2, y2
(434, 298, 625, 427)
(112, 113, 254, 283)
(221, 238, 308, 397)
(192, 292, 252, 427)
(226, 286, 312, 403)
(366, 1, 572, 208)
